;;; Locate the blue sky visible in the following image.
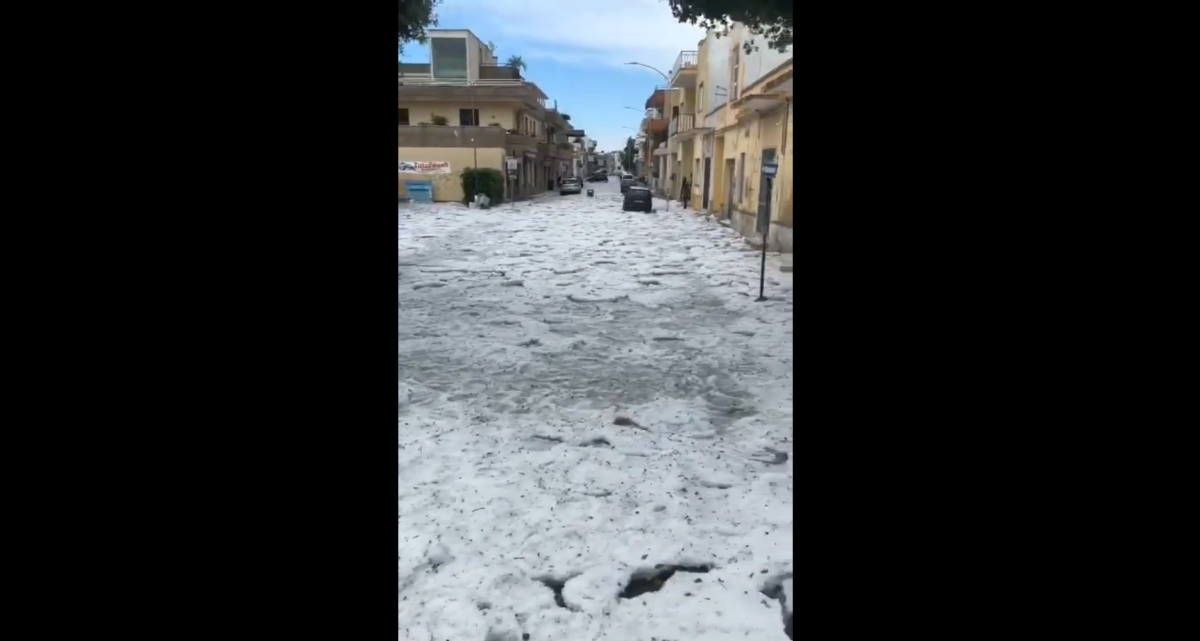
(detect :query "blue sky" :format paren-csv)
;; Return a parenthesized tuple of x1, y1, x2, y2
(400, 0, 706, 154)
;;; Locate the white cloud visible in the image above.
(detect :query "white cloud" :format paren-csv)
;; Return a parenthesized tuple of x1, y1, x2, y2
(439, 0, 706, 78)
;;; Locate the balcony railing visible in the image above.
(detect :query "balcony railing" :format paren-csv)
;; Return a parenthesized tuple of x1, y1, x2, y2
(397, 62, 522, 82)
(398, 76, 525, 86)
(479, 64, 522, 80)
(399, 63, 431, 77)
(398, 125, 507, 148)
(668, 113, 695, 138)
(506, 130, 538, 148)
(670, 51, 698, 80)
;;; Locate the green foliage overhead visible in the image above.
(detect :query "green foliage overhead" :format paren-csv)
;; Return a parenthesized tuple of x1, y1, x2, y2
(398, 0, 441, 51)
(666, 0, 792, 53)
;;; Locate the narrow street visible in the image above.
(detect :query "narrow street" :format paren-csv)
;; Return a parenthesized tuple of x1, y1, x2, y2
(398, 178, 794, 641)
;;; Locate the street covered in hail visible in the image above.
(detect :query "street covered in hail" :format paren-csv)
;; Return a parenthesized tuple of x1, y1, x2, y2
(399, 178, 793, 641)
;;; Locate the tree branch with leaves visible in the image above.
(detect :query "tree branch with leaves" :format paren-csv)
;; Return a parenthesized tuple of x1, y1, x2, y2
(398, 0, 441, 55)
(665, 0, 792, 53)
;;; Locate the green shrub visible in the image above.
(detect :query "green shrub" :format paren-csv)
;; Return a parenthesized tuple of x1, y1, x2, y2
(461, 167, 506, 206)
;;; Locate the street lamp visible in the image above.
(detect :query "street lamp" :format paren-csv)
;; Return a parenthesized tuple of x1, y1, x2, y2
(624, 61, 670, 82)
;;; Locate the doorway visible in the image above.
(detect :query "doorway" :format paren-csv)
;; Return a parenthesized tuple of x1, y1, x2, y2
(702, 157, 712, 210)
(723, 159, 736, 218)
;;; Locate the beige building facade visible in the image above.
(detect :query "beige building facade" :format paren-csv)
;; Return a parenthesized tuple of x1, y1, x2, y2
(399, 29, 578, 202)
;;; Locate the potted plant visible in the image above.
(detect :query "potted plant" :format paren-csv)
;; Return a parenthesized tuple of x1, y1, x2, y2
(429, 114, 449, 126)
(487, 122, 502, 127)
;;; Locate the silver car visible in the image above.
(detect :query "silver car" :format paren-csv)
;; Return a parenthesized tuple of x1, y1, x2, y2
(559, 178, 582, 195)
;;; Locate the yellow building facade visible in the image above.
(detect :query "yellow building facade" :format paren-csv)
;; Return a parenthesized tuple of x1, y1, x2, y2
(682, 26, 793, 252)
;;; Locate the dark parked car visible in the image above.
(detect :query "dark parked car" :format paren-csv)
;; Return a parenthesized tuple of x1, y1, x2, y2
(559, 177, 582, 195)
(586, 173, 608, 182)
(622, 186, 652, 212)
(619, 175, 636, 194)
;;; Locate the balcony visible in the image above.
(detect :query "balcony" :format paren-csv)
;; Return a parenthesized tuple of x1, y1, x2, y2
(396, 62, 522, 82)
(399, 77, 548, 110)
(669, 51, 698, 88)
(398, 125, 507, 148)
(545, 108, 569, 129)
(399, 62, 431, 77)
(479, 63, 522, 81)
(644, 87, 667, 110)
(505, 130, 538, 151)
(668, 113, 695, 138)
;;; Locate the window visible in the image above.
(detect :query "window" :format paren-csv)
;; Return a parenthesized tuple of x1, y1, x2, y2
(731, 47, 740, 100)
(698, 82, 705, 115)
(398, 109, 409, 126)
(431, 38, 468, 78)
(459, 109, 480, 126)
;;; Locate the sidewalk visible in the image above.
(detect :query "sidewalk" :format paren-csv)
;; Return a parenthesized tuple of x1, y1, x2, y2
(648, 196, 794, 276)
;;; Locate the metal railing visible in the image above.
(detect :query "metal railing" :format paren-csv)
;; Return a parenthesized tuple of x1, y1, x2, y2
(670, 51, 698, 80)
(668, 113, 695, 138)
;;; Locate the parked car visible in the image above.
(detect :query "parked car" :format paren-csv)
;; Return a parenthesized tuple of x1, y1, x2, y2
(586, 173, 607, 182)
(619, 175, 636, 194)
(560, 177, 582, 195)
(622, 186, 653, 212)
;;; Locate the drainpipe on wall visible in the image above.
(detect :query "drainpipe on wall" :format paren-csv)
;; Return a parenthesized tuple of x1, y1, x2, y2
(772, 98, 790, 250)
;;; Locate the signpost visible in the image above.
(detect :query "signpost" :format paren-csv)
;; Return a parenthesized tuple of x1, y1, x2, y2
(506, 158, 519, 207)
(756, 161, 779, 302)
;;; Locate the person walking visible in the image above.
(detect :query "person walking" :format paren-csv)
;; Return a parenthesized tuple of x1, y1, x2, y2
(679, 176, 690, 208)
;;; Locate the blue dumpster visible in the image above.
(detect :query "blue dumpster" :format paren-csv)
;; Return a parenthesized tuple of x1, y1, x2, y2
(405, 181, 434, 203)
